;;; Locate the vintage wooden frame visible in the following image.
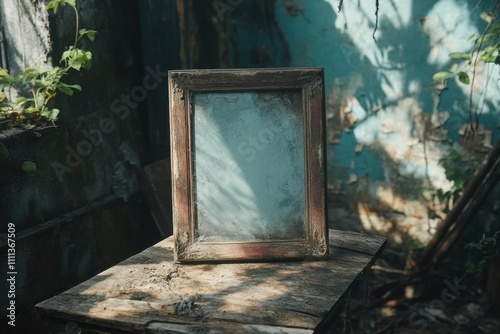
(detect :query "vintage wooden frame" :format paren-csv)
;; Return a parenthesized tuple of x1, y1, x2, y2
(168, 68, 327, 263)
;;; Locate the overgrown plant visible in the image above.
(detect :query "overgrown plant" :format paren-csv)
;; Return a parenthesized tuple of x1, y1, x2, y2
(464, 231, 500, 281)
(433, 3, 500, 137)
(426, 148, 478, 219)
(0, 0, 95, 130)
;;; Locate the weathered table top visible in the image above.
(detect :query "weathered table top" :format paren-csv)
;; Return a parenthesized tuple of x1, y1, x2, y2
(36, 229, 386, 333)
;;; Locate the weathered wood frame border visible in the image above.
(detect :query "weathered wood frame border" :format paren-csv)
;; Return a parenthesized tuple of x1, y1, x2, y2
(168, 68, 327, 263)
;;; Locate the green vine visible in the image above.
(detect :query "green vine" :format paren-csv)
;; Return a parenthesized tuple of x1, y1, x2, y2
(0, 0, 95, 130)
(433, 2, 500, 138)
(425, 148, 478, 219)
(464, 231, 500, 280)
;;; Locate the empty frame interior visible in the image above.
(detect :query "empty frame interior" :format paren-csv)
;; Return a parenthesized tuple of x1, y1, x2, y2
(192, 90, 306, 242)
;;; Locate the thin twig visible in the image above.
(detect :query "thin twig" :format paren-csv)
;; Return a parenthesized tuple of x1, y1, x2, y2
(338, 0, 344, 13)
(35, 124, 58, 131)
(73, 5, 79, 48)
(373, 0, 380, 41)
(371, 322, 396, 334)
(371, 265, 411, 275)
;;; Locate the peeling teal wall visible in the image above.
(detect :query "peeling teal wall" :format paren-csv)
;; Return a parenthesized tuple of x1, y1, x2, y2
(252, 0, 499, 241)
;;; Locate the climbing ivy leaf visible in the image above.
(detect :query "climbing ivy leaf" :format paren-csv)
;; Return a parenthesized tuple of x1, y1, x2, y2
(433, 71, 454, 82)
(449, 52, 471, 60)
(57, 83, 81, 96)
(480, 12, 494, 23)
(78, 29, 97, 42)
(0, 142, 9, 158)
(46, 0, 76, 13)
(48, 108, 60, 121)
(21, 160, 37, 174)
(61, 47, 92, 71)
(467, 33, 477, 41)
(458, 71, 470, 84)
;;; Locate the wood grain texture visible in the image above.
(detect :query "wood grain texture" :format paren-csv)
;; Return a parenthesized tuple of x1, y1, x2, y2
(146, 321, 314, 333)
(35, 229, 386, 333)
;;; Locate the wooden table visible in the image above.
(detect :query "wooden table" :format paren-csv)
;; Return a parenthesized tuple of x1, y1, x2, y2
(36, 229, 386, 333)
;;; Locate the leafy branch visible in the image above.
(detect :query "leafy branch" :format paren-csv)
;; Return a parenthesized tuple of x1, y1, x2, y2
(425, 148, 478, 219)
(466, 231, 500, 255)
(433, 2, 500, 138)
(464, 231, 500, 280)
(0, 0, 96, 130)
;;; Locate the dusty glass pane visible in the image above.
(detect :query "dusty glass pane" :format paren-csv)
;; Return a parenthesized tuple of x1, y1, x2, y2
(192, 91, 306, 242)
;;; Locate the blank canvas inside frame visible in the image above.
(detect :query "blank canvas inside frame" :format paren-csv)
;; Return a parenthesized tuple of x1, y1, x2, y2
(192, 90, 306, 242)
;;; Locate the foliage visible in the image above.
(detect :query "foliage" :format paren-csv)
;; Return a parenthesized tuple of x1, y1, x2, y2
(0, 0, 95, 130)
(466, 231, 500, 254)
(21, 160, 37, 174)
(426, 148, 478, 218)
(433, 4, 500, 136)
(432, 15, 500, 84)
(438, 149, 477, 202)
(464, 231, 500, 280)
(0, 142, 8, 157)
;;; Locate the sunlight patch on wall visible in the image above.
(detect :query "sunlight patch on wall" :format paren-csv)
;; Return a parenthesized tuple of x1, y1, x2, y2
(331, 0, 380, 70)
(353, 97, 453, 191)
(424, 0, 476, 66)
(456, 62, 500, 118)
